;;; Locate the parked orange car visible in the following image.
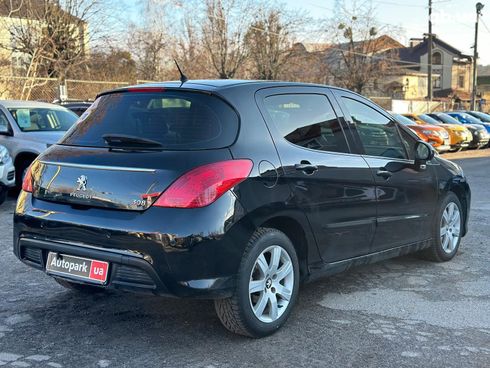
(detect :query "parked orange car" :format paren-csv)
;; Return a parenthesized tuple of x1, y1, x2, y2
(403, 113, 471, 152)
(395, 114, 450, 153)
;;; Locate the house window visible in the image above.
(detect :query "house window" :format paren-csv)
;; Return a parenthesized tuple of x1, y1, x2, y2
(458, 75, 465, 89)
(433, 75, 441, 89)
(432, 51, 442, 65)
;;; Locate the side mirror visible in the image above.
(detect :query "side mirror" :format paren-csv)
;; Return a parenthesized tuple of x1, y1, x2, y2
(415, 141, 435, 163)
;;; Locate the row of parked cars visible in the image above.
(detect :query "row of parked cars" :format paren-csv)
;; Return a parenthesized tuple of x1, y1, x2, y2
(391, 111, 490, 153)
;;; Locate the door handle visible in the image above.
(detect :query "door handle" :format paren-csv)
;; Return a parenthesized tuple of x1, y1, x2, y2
(295, 161, 318, 174)
(376, 169, 392, 179)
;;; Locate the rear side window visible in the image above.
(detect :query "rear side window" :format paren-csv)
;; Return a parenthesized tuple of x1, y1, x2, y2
(264, 94, 349, 153)
(61, 91, 239, 150)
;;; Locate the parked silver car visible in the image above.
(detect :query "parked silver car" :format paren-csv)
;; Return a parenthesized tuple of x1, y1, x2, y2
(0, 144, 15, 204)
(0, 100, 79, 185)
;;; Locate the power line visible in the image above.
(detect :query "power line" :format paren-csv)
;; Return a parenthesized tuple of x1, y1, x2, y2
(369, 0, 426, 8)
(480, 18, 490, 35)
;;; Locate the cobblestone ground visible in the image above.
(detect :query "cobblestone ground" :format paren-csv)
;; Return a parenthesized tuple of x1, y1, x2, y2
(0, 154, 488, 367)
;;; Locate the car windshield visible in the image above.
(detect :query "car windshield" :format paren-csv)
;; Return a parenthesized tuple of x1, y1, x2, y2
(393, 114, 415, 126)
(418, 114, 441, 125)
(437, 113, 462, 125)
(8, 107, 78, 132)
(456, 113, 485, 125)
(470, 111, 490, 122)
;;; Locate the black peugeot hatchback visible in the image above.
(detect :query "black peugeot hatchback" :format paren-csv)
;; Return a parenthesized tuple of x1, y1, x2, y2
(14, 80, 470, 337)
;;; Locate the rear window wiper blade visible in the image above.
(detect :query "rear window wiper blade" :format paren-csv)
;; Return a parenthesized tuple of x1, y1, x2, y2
(102, 134, 163, 148)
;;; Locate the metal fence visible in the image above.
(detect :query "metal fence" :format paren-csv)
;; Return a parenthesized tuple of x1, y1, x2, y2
(0, 76, 482, 114)
(0, 76, 130, 102)
(65, 79, 129, 101)
(0, 76, 59, 101)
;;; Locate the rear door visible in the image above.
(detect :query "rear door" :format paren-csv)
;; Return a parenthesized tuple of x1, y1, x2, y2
(332, 89, 438, 251)
(256, 87, 377, 263)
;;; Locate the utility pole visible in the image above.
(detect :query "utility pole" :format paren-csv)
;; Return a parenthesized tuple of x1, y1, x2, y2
(427, 0, 433, 102)
(471, 3, 484, 111)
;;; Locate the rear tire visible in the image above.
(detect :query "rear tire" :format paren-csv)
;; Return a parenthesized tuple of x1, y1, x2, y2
(54, 278, 105, 294)
(214, 227, 299, 338)
(420, 192, 463, 262)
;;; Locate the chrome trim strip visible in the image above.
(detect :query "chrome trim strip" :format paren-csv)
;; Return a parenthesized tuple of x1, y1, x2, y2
(40, 161, 156, 173)
(49, 239, 145, 259)
(377, 214, 427, 223)
(21, 237, 145, 260)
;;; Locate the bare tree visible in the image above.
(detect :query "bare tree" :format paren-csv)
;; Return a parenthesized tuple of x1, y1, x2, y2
(201, 0, 252, 79)
(130, 27, 168, 81)
(279, 43, 327, 84)
(244, 7, 297, 80)
(322, 0, 400, 94)
(127, 0, 174, 81)
(0, 0, 117, 98)
(84, 48, 137, 82)
(173, 15, 213, 79)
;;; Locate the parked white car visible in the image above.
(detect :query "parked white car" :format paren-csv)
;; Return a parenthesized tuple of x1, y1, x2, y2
(0, 144, 14, 205)
(0, 100, 79, 185)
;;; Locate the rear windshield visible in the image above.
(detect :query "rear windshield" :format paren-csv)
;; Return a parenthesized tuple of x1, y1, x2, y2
(60, 91, 239, 150)
(8, 107, 78, 132)
(438, 114, 461, 125)
(457, 113, 484, 125)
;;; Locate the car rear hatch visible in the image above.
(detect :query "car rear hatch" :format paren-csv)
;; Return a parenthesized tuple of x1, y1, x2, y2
(29, 87, 240, 211)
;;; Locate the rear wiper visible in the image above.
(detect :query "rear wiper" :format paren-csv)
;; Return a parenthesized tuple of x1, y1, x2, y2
(102, 134, 163, 148)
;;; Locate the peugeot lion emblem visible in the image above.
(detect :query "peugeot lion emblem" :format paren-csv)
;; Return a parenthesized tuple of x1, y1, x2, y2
(76, 175, 88, 191)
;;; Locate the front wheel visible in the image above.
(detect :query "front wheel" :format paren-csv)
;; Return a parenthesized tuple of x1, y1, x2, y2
(421, 192, 463, 262)
(214, 228, 299, 338)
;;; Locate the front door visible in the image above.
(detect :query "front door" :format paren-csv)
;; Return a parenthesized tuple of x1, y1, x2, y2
(256, 88, 377, 263)
(333, 90, 438, 251)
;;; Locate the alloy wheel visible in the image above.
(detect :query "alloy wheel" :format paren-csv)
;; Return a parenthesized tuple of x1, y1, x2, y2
(248, 245, 294, 323)
(440, 202, 461, 254)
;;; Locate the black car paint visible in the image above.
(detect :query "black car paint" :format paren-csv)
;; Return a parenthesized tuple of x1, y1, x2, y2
(13, 81, 471, 298)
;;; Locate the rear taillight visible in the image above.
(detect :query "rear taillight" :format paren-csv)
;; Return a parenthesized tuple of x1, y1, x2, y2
(153, 159, 253, 208)
(22, 165, 33, 193)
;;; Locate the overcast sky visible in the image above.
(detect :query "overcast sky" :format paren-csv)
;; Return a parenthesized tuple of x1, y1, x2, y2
(286, 0, 490, 64)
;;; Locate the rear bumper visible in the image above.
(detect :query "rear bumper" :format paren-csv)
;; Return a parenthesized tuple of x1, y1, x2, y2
(13, 191, 252, 299)
(16, 237, 173, 294)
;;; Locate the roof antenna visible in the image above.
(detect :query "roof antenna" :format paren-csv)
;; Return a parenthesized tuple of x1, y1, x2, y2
(174, 59, 188, 87)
